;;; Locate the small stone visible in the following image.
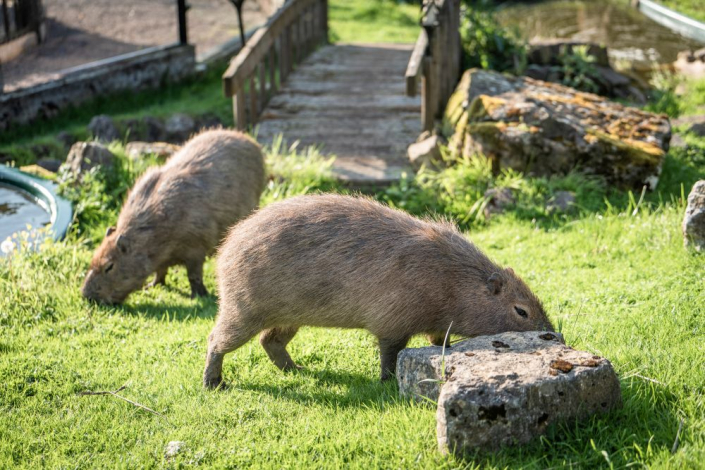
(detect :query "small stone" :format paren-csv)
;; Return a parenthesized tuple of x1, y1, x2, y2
(165, 441, 185, 459)
(546, 191, 576, 213)
(88, 115, 120, 143)
(125, 141, 179, 160)
(142, 116, 167, 142)
(56, 131, 76, 150)
(689, 123, 705, 138)
(62, 142, 115, 180)
(483, 187, 515, 218)
(408, 135, 442, 169)
(165, 113, 196, 143)
(36, 158, 62, 173)
(396, 331, 621, 455)
(683, 180, 705, 252)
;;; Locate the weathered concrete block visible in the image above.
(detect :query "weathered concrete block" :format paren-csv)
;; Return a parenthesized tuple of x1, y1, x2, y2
(397, 331, 621, 454)
(683, 180, 705, 252)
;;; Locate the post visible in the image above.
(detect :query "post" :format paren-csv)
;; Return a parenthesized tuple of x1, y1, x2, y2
(177, 0, 188, 45)
(2, 0, 10, 42)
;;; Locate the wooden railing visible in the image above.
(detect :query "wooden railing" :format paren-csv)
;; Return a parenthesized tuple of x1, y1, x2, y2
(405, 0, 461, 132)
(1, 0, 43, 45)
(222, 0, 328, 130)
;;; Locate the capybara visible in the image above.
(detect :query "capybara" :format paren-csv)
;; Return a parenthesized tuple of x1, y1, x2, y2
(82, 129, 265, 304)
(203, 194, 553, 388)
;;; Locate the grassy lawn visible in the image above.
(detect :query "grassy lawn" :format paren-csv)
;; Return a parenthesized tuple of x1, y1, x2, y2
(656, 0, 705, 23)
(1, 145, 704, 468)
(2, 1, 705, 468)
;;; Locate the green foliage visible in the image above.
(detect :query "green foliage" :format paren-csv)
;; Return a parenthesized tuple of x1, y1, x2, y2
(645, 68, 683, 118)
(460, 5, 527, 73)
(259, 136, 340, 206)
(557, 45, 600, 94)
(328, 0, 420, 44)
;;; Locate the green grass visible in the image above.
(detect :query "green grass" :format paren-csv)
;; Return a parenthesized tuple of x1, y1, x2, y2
(1, 136, 704, 467)
(329, 0, 420, 44)
(656, 0, 705, 23)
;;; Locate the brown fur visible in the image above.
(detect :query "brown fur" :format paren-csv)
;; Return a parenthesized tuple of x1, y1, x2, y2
(203, 194, 553, 388)
(82, 129, 265, 304)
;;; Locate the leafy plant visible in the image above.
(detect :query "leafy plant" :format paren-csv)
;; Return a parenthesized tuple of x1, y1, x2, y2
(557, 45, 600, 94)
(460, 6, 527, 73)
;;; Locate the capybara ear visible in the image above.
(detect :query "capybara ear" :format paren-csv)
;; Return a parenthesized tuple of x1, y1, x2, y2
(506, 267, 515, 275)
(487, 272, 503, 295)
(116, 234, 130, 254)
(105, 226, 116, 237)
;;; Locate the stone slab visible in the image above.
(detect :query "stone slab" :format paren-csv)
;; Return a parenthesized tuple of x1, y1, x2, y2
(397, 331, 622, 454)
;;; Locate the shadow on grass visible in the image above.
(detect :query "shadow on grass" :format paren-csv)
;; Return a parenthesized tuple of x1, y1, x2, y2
(233, 366, 402, 409)
(118, 295, 218, 321)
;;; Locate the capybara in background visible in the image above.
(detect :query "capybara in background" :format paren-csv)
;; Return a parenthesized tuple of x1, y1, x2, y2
(82, 129, 265, 304)
(203, 194, 554, 388)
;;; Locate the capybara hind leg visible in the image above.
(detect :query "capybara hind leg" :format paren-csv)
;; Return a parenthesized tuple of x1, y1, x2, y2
(427, 333, 451, 348)
(378, 336, 410, 381)
(146, 267, 168, 289)
(203, 326, 256, 389)
(186, 258, 208, 298)
(259, 327, 301, 371)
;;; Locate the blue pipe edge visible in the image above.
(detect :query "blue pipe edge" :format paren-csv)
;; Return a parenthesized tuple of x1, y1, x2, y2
(0, 165, 73, 242)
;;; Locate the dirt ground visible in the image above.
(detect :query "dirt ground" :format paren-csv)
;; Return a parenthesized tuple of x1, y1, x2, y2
(1, 0, 271, 92)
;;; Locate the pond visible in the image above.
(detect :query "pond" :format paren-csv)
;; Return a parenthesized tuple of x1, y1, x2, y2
(496, 0, 703, 69)
(0, 183, 51, 245)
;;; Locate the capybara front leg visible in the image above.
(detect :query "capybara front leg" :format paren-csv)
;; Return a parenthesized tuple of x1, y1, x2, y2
(426, 333, 451, 348)
(259, 327, 301, 371)
(378, 336, 410, 381)
(203, 327, 256, 390)
(146, 267, 168, 289)
(186, 259, 208, 298)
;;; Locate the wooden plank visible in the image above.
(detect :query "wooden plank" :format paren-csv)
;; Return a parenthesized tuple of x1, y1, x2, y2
(249, 75, 258, 125)
(269, 47, 277, 96)
(405, 32, 427, 97)
(234, 92, 246, 130)
(258, 61, 267, 109)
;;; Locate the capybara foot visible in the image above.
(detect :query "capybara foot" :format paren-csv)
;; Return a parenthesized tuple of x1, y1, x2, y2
(190, 282, 209, 298)
(203, 375, 227, 390)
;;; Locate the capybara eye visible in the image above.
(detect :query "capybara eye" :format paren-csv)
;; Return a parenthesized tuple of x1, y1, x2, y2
(514, 306, 528, 318)
(105, 263, 114, 273)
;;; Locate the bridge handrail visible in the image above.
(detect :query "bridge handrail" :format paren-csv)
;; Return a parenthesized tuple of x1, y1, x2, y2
(406, 0, 461, 132)
(223, 0, 328, 129)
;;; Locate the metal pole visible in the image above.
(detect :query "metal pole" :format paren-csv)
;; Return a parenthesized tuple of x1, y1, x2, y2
(177, 0, 188, 45)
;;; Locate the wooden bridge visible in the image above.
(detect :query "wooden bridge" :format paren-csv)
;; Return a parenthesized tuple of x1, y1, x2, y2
(222, 0, 461, 186)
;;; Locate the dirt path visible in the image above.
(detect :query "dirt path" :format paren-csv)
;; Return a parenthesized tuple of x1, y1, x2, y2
(2, 0, 270, 92)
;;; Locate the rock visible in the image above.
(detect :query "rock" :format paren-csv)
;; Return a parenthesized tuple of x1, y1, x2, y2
(62, 142, 115, 179)
(408, 135, 442, 168)
(87, 115, 120, 143)
(683, 180, 705, 252)
(125, 141, 179, 160)
(165, 441, 186, 459)
(36, 158, 62, 173)
(688, 123, 705, 138)
(444, 69, 670, 189)
(396, 331, 622, 455)
(528, 40, 610, 68)
(674, 48, 705, 79)
(546, 190, 576, 213)
(195, 112, 224, 131)
(55, 131, 76, 150)
(165, 113, 196, 143)
(142, 116, 167, 142)
(483, 187, 515, 218)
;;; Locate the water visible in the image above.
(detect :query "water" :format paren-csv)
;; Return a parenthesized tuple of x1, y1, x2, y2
(0, 183, 51, 244)
(496, 0, 703, 68)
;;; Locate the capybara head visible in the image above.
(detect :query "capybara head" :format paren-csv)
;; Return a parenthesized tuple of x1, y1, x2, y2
(81, 226, 150, 304)
(456, 265, 553, 337)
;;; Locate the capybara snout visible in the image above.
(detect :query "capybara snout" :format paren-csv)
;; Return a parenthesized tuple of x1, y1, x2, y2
(203, 194, 553, 389)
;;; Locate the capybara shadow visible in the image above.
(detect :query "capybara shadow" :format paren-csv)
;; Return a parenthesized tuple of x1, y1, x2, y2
(204, 194, 554, 389)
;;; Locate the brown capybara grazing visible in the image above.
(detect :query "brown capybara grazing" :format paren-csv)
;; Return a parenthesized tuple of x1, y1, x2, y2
(203, 194, 554, 388)
(82, 129, 265, 304)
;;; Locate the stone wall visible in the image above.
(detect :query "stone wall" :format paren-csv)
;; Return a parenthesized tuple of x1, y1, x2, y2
(0, 43, 195, 130)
